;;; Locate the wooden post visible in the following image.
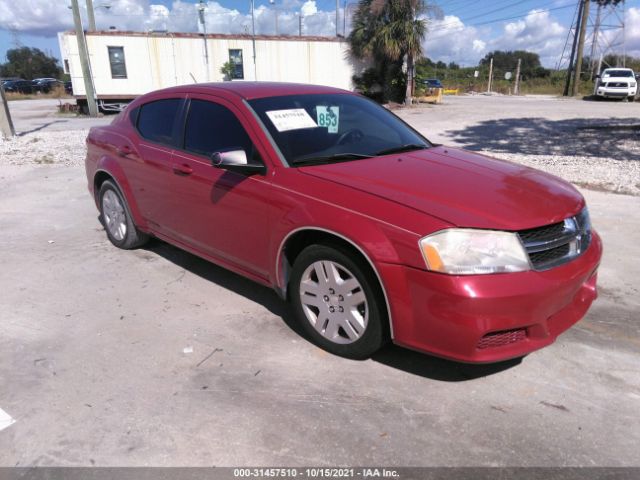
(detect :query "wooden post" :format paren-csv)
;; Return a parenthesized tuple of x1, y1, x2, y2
(563, 0, 584, 97)
(572, 0, 590, 97)
(86, 0, 96, 31)
(487, 57, 493, 93)
(71, 0, 98, 116)
(0, 86, 16, 139)
(514, 58, 521, 95)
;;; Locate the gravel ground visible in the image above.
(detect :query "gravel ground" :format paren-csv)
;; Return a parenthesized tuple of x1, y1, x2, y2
(2, 95, 639, 195)
(0, 130, 88, 167)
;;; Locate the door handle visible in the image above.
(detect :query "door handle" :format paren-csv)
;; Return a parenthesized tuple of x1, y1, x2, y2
(117, 145, 132, 157)
(172, 163, 193, 176)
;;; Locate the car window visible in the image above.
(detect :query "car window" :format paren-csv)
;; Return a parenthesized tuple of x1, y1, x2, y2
(603, 70, 633, 77)
(183, 99, 255, 160)
(248, 94, 429, 165)
(136, 98, 182, 146)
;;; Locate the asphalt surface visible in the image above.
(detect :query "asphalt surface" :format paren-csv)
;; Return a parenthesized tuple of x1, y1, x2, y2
(0, 96, 639, 467)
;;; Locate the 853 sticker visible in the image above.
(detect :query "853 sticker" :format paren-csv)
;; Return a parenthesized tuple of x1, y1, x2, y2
(316, 106, 339, 133)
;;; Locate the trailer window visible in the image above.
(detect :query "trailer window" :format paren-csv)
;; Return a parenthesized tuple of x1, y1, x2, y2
(229, 49, 244, 80)
(108, 46, 127, 79)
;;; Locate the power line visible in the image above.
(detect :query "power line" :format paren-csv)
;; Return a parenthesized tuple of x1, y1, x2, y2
(426, 2, 576, 38)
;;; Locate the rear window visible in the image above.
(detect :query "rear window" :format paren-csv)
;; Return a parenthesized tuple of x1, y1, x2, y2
(136, 99, 182, 146)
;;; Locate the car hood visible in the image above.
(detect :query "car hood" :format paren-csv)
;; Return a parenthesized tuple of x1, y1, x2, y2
(299, 146, 584, 230)
(602, 76, 634, 82)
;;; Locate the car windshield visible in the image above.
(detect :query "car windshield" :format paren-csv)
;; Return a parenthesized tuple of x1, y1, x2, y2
(248, 93, 431, 166)
(603, 70, 633, 77)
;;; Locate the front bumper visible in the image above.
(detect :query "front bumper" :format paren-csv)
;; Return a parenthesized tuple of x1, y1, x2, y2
(596, 88, 636, 98)
(381, 231, 602, 363)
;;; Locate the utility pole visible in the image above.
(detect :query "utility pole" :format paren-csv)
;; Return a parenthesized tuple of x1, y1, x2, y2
(572, 0, 590, 97)
(593, 53, 603, 95)
(71, 0, 98, 117)
(250, 0, 257, 80)
(86, 0, 96, 31)
(336, 0, 339, 36)
(563, 0, 584, 96)
(299, 14, 303, 36)
(588, 2, 602, 77)
(0, 85, 16, 139)
(487, 57, 493, 93)
(197, 0, 210, 82)
(514, 58, 521, 95)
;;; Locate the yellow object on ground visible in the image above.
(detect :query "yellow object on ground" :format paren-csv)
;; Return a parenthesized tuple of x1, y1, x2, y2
(416, 88, 443, 104)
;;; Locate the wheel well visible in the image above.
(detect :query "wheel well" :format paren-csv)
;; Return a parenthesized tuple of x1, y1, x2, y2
(280, 230, 381, 292)
(93, 171, 114, 201)
(279, 228, 392, 336)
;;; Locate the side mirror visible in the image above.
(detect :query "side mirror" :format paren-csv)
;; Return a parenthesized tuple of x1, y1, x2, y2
(211, 149, 266, 176)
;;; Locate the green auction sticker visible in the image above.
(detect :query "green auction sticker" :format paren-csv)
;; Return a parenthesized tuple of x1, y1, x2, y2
(316, 106, 339, 133)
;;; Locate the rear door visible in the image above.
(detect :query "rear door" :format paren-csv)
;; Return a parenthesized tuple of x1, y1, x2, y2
(124, 96, 186, 234)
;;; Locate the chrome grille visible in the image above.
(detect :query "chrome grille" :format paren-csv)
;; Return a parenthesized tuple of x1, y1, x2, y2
(518, 208, 591, 271)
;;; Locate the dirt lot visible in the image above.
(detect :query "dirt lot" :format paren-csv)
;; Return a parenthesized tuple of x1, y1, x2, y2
(0, 96, 639, 467)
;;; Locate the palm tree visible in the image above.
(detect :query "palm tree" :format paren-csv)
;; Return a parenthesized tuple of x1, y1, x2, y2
(349, 0, 427, 105)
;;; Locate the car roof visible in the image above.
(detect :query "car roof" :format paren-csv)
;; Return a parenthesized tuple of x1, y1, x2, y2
(155, 82, 351, 100)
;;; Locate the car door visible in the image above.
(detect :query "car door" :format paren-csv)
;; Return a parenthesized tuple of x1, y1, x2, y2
(162, 94, 273, 279)
(123, 96, 187, 234)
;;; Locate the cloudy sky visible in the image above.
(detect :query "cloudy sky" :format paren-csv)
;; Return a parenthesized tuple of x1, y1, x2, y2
(1, 0, 639, 68)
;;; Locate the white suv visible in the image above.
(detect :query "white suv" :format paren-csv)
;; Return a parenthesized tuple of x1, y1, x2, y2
(594, 68, 637, 101)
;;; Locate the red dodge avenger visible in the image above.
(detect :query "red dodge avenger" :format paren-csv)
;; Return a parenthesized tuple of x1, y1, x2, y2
(85, 82, 602, 363)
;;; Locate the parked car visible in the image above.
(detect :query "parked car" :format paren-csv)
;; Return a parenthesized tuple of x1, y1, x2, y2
(85, 83, 602, 363)
(2, 79, 34, 94)
(594, 68, 637, 100)
(422, 78, 443, 89)
(32, 78, 63, 93)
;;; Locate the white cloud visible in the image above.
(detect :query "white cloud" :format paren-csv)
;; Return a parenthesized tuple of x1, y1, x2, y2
(0, 0, 337, 38)
(491, 9, 566, 66)
(2, 1, 633, 68)
(422, 15, 488, 65)
(422, 9, 568, 67)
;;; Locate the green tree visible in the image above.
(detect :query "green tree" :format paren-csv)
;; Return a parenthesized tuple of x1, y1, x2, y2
(220, 61, 236, 81)
(479, 50, 549, 80)
(0, 47, 62, 80)
(349, 0, 428, 105)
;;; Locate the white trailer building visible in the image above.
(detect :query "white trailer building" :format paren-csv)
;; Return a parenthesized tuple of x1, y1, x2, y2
(58, 30, 362, 112)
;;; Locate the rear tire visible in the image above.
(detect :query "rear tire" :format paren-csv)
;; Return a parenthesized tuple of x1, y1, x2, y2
(289, 244, 388, 359)
(98, 180, 149, 249)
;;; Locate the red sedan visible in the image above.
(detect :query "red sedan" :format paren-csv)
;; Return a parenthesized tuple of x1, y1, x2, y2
(85, 82, 602, 363)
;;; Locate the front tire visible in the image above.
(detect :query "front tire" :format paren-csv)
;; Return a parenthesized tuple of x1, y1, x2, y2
(98, 180, 149, 249)
(289, 244, 388, 359)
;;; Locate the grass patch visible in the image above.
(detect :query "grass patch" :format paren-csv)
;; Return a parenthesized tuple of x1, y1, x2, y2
(6, 86, 72, 101)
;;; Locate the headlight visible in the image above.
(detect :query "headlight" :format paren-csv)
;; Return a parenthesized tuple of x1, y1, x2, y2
(419, 229, 531, 275)
(631, 82, 637, 88)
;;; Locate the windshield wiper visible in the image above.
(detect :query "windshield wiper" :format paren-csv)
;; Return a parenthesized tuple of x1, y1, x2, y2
(375, 143, 428, 156)
(293, 152, 373, 166)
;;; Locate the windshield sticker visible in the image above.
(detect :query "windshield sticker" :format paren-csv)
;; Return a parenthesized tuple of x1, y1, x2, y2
(266, 109, 317, 132)
(316, 106, 339, 133)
